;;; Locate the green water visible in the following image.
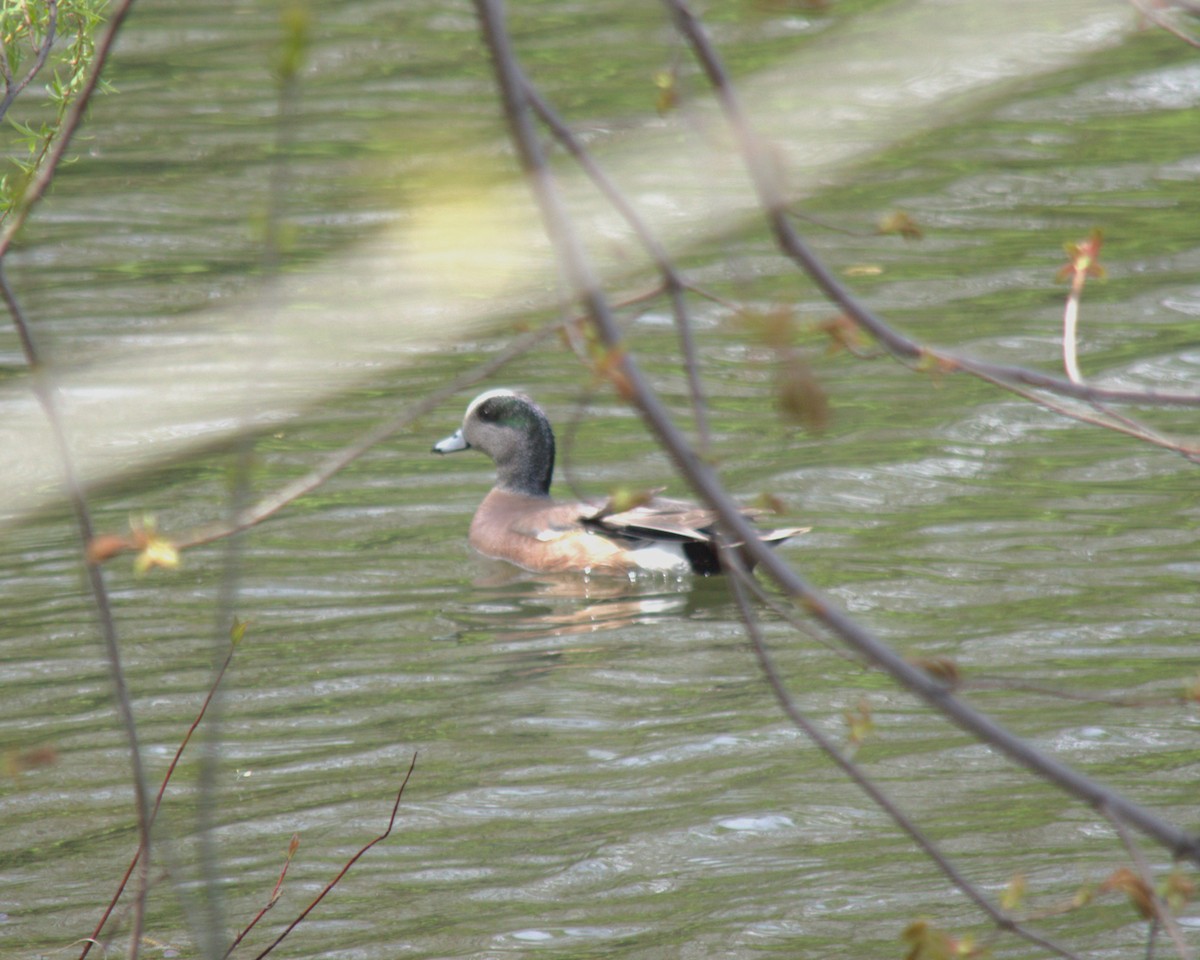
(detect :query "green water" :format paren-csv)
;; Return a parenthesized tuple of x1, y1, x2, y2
(2, 1, 1199, 958)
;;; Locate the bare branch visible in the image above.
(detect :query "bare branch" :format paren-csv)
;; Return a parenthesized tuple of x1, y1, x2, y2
(472, 0, 1200, 866)
(1101, 802, 1195, 960)
(656, 0, 1200, 865)
(171, 318, 561, 552)
(662, 0, 1200, 413)
(722, 550, 1081, 959)
(0, 266, 153, 960)
(0, 7, 146, 954)
(248, 755, 418, 960)
(968, 364, 1200, 460)
(522, 78, 710, 449)
(80, 642, 239, 960)
(223, 834, 300, 959)
(1129, 0, 1200, 48)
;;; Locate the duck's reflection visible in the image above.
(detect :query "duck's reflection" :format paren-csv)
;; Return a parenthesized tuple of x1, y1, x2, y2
(446, 558, 723, 642)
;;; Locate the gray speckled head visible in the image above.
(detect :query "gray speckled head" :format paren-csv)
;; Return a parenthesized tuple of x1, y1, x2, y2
(435, 389, 556, 497)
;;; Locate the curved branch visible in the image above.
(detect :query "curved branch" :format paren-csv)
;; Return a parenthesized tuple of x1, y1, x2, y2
(0, 5, 147, 954)
(521, 78, 711, 448)
(722, 552, 1082, 960)
(1128, 0, 1200, 49)
(0, 0, 136, 261)
(473, 0, 1200, 867)
(657, 0, 1200, 865)
(663, 0, 1200, 413)
(0, 0, 58, 122)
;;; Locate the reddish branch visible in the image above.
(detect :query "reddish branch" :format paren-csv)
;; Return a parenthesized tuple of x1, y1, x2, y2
(1129, 0, 1200, 49)
(79, 642, 238, 960)
(246, 754, 418, 960)
(223, 834, 300, 958)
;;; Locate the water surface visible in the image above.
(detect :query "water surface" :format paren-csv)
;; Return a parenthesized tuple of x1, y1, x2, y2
(2, 2, 1198, 958)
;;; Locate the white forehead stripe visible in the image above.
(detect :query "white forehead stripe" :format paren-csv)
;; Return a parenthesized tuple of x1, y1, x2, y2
(465, 388, 522, 417)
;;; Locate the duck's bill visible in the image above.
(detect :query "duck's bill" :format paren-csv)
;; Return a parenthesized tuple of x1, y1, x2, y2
(433, 430, 470, 454)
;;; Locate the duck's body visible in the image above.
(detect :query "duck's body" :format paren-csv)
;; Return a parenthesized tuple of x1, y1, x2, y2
(433, 389, 805, 577)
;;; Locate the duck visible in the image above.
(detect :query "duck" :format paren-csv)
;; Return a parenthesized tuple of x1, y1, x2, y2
(432, 388, 806, 576)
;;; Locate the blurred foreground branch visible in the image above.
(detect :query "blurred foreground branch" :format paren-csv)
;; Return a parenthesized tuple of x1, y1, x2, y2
(472, 0, 1200, 916)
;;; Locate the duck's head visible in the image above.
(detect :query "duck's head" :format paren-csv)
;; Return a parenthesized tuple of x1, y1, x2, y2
(433, 389, 556, 497)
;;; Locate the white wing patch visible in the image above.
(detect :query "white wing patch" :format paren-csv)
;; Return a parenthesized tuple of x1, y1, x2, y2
(627, 543, 689, 574)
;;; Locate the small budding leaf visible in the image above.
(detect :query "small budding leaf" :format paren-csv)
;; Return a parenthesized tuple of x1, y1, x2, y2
(86, 533, 136, 565)
(1101, 867, 1155, 920)
(1000, 873, 1026, 911)
(800, 594, 827, 616)
(733, 304, 797, 350)
(134, 536, 181, 575)
(844, 698, 874, 748)
(901, 920, 949, 960)
(912, 657, 961, 687)
(877, 209, 924, 240)
(1161, 868, 1195, 912)
(653, 69, 679, 115)
(1057, 229, 1106, 283)
(915, 350, 959, 383)
(816, 313, 868, 357)
(276, 4, 312, 82)
(899, 920, 984, 960)
(230, 617, 250, 646)
(594, 345, 635, 400)
(776, 357, 828, 433)
(606, 485, 656, 514)
(753, 491, 788, 515)
(4, 745, 59, 777)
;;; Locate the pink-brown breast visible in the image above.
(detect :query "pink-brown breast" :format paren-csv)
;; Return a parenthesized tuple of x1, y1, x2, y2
(468, 488, 637, 575)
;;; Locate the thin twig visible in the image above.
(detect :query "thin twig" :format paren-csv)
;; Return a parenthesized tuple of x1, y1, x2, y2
(964, 676, 1183, 708)
(223, 834, 300, 958)
(95, 289, 669, 560)
(248, 754, 418, 960)
(721, 549, 1081, 959)
(1062, 272, 1084, 386)
(80, 643, 238, 960)
(657, 0, 1200, 864)
(197, 24, 311, 952)
(474, 0, 1200, 866)
(0, 0, 58, 122)
(660, 0, 1200, 412)
(967, 365, 1200, 459)
(0, 7, 147, 954)
(1049, 234, 1187, 454)
(3, 265, 153, 960)
(523, 78, 711, 450)
(1100, 801, 1195, 960)
(0, 0, 137, 260)
(723, 558, 862, 666)
(1128, 0, 1200, 48)
(169, 321, 561, 551)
